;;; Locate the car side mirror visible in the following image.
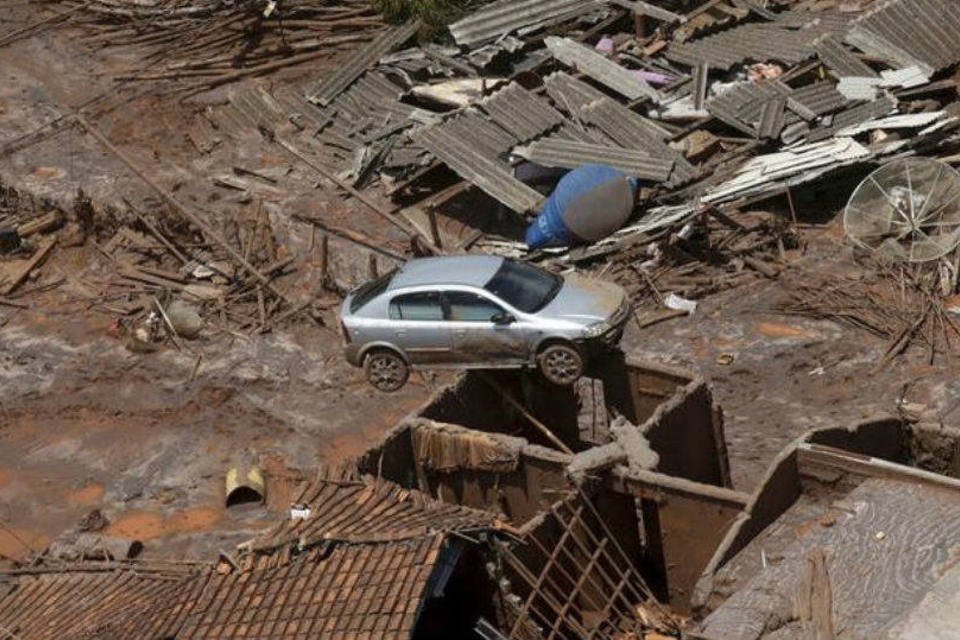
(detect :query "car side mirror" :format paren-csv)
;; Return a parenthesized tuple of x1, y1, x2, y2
(492, 312, 515, 325)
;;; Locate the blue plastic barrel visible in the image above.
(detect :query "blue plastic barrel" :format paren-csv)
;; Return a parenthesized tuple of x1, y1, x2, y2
(525, 164, 637, 250)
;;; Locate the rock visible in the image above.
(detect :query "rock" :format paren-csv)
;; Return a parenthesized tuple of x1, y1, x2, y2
(78, 509, 109, 532)
(165, 300, 204, 339)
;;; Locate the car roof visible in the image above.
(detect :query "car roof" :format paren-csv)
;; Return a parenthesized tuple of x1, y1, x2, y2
(388, 255, 504, 290)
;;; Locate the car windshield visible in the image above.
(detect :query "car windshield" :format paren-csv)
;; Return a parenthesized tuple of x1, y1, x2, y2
(349, 269, 396, 313)
(483, 259, 562, 313)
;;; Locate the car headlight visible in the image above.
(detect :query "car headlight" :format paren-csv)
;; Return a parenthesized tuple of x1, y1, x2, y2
(582, 321, 610, 338)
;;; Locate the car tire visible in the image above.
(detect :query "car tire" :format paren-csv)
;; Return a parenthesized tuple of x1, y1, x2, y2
(537, 342, 584, 386)
(364, 349, 409, 392)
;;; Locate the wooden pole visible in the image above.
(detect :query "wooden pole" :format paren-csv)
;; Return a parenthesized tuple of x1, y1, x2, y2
(480, 374, 573, 454)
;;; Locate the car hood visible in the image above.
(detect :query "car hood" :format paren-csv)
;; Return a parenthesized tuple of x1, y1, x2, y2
(537, 274, 627, 325)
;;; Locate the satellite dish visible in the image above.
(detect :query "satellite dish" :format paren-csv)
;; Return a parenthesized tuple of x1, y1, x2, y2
(844, 158, 960, 263)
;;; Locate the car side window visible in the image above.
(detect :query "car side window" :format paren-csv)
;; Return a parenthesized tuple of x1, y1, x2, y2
(389, 292, 443, 321)
(444, 291, 505, 322)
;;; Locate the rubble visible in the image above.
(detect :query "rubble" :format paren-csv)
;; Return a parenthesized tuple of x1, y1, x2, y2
(6, 0, 960, 638)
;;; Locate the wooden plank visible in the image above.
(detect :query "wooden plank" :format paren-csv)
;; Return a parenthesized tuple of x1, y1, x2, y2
(798, 443, 960, 493)
(1, 236, 56, 295)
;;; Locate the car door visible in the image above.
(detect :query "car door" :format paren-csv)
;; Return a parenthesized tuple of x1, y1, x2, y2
(387, 291, 452, 364)
(443, 290, 529, 365)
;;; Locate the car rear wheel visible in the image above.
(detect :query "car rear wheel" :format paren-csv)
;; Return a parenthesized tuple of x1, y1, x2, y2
(364, 349, 409, 392)
(538, 343, 584, 386)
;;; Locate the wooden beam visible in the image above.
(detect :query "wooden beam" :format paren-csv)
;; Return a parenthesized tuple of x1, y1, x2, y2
(480, 374, 573, 455)
(797, 443, 960, 492)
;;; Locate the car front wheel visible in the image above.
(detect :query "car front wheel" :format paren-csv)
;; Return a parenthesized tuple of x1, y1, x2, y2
(364, 349, 409, 392)
(537, 343, 584, 386)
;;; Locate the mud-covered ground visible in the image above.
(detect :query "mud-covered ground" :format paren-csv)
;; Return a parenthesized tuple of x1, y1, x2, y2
(4, 3, 960, 569)
(0, 296, 435, 562)
(625, 225, 960, 491)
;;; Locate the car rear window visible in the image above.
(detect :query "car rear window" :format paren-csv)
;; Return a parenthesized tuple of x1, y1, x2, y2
(349, 269, 395, 313)
(484, 259, 562, 313)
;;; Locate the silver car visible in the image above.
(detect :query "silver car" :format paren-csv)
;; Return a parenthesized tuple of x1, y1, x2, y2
(340, 255, 630, 391)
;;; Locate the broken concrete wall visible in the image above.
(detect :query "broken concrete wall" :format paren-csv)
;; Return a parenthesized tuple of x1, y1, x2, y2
(357, 422, 418, 488)
(692, 444, 802, 611)
(802, 416, 960, 479)
(642, 381, 730, 487)
(806, 415, 906, 461)
(593, 354, 730, 486)
(607, 469, 749, 612)
(690, 416, 918, 613)
(597, 353, 694, 426)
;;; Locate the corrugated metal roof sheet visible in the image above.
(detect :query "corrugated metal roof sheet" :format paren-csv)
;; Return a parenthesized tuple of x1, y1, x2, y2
(305, 20, 420, 106)
(479, 82, 565, 142)
(836, 76, 881, 101)
(666, 17, 846, 70)
(846, 0, 960, 76)
(449, 0, 597, 46)
(578, 98, 697, 181)
(545, 36, 660, 102)
(703, 138, 872, 202)
(543, 70, 611, 113)
(836, 110, 947, 136)
(516, 137, 674, 181)
(880, 66, 930, 88)
(312, 72, 434, 170)
(707, 79, 792, 135)
(610, 0, 684, 23)
(789, 81, 848, 117)
(442, 110, 518, 158)
(411, 124, 544, 213)
(692, 59, 709, 111)
(814, 34, 879, 77)
(758, 96, 787, 139)
(806, 95, 897, 141)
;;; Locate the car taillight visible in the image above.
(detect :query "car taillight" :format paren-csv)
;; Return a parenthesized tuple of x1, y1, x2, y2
(340, 321, 352, 343)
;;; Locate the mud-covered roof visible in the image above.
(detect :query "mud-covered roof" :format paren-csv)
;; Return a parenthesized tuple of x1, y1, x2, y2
(248, 472, 500, 552)
(0, 476, 501, 640)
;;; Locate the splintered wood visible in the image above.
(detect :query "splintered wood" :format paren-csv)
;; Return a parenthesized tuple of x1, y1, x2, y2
(779, 260, 960, 367)
(58, 0, 385, 93)
(601, 208, 792, 309)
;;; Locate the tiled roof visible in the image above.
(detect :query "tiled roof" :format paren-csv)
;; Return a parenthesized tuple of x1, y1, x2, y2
(0, 563, 207, 640)
(0, 477, 500, 640)
(179, 537, 449, 640)
(248, 475, 499, 553)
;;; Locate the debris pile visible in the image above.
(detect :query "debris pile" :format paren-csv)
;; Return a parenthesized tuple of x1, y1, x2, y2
(258, 0, 960, 327)
(779, 257, 960, 366)
(59, 0, 386, 93)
